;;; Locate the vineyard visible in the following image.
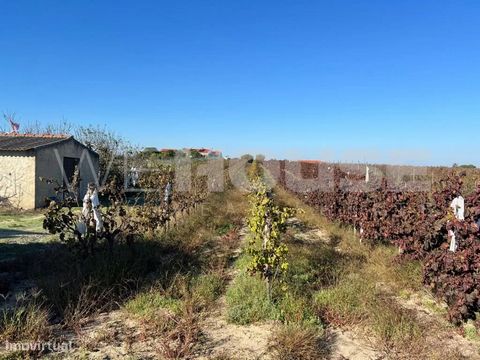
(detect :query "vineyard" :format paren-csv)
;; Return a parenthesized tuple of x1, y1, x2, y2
(1, 158, 480, 359)
(42, 158, 223, 256)
(269, 160, 480, 325)
(3, 1, 480, 358)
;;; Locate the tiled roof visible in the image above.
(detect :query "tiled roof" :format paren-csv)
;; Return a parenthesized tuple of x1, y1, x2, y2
(0, 133, 71, 151)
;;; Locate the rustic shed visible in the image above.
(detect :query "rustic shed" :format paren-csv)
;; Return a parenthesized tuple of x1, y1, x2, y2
(0, 134, 99, 209)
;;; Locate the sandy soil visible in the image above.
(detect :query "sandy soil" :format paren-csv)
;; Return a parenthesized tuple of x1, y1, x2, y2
(193, 297, 274, 359)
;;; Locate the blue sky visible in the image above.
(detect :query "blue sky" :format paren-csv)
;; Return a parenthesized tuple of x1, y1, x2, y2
(1, 0, 479, 165)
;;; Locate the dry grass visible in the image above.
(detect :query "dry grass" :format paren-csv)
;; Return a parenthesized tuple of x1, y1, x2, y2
(269, 324, 328, 360)
(155, 300, 201, 359)
(369, 300, 423, 353)
(119, 190, 248, 358)
(274, 187, 333, 231)
(0, 294, 50, 343)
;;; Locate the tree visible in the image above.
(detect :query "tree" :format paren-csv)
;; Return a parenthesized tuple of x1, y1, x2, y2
(75, 125, 136, 184)
(159, 149, 177, 159)
(22, 119, 72, 135)
(255, 154, 266, 163)
(189, 149, 203, 159)
(2, 112, 73, 135)
(143, 147, 159, 153)
(241, 154, 254, 164)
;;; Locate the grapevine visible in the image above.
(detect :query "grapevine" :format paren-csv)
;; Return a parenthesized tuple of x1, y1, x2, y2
(246, 174, 294, 301)
(272, 160, 480, 324)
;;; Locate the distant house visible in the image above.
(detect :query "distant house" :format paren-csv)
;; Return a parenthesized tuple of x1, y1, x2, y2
(299, 160, 321, 179)
(0, 134, 99, 209)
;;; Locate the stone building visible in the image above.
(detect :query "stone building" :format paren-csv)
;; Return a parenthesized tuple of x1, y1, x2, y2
(0, 134, 99, 209)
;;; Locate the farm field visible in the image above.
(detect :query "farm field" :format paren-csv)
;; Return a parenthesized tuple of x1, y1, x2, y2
(3, 2, 480, 359)
(0, 161, 479, 359)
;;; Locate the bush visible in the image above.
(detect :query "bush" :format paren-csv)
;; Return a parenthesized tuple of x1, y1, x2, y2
(424, 233, 480, 324)
(276, 161, 480, 325)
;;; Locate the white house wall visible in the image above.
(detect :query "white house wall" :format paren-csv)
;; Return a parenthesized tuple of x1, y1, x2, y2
(0, 153, 36, 209)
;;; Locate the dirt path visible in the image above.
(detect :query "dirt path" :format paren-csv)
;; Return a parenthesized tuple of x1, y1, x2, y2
(193, 221, 383, 360)
(326, 328, 382, 360)
(193, 296, 274, 359)
(192, 226, 275, 359)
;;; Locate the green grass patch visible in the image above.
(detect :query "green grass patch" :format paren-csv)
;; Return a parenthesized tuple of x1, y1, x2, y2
(463, 321, 479, 342)
(421, 296, 448, 316)
(0, 210, 55, 262)
(314, 273, 376, 324)
(191, 273, 225, 307)
(124, 291, 183, 318)
(226, 273, 276, 325)
(398, 289, 412, 300)
(276, 292, 321, 327)
(0, 211, 46, 233)
(215, 222, 235, 236)
(233, 252, 252, 271)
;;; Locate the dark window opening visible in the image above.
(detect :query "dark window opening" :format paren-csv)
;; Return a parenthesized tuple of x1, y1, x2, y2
(63, 157, 79, 187)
